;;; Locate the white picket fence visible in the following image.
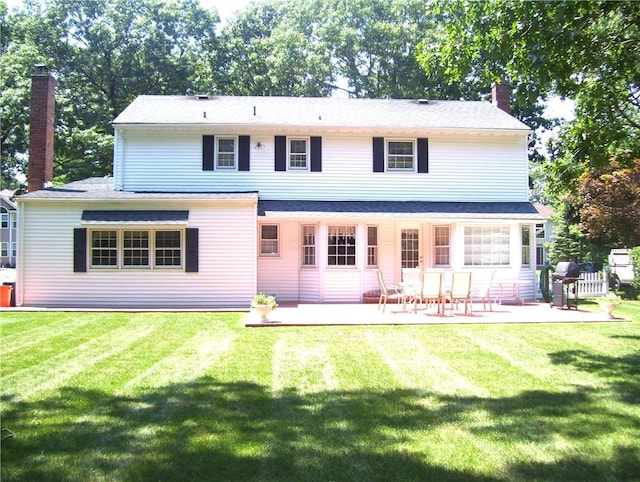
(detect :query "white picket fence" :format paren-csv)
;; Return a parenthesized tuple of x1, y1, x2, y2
(576, 271, 609, 297)
(536, 271, 609, 300)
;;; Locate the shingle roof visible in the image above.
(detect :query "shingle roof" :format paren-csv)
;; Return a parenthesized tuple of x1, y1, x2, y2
(259, 200, 542, 219)
(113, 95, 530, 132)
(17, 177, 259, 201)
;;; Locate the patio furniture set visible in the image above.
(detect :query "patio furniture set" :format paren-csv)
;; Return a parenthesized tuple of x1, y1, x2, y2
(375, 268, 494, 316)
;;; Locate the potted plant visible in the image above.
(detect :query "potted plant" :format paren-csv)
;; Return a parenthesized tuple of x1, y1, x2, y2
(251, 293, 278, 321)
(596, 292, 621, 319)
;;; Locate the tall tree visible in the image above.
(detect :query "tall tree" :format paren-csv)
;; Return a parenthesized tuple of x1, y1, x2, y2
(418, 0, 640, 253)
(1, 0, 220, 186)
(578, 159, 640, 248)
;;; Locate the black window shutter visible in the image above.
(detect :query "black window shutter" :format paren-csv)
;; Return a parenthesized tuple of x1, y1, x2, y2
(417, 138, 429, 173)
(203, 135, 215, 171)
(185, 228, 199, 272)
(275, 135, 287, 171)
(73, 228, 87, 272)
(239, 135, 250, 171)
(373, 137, 385, 172)
(310, 136, 322, 172)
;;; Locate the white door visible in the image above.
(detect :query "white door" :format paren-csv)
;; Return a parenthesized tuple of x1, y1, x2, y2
(400, 227, 422, 269)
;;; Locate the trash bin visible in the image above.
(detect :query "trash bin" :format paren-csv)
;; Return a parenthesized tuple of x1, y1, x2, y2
(0, 284, 13, 307)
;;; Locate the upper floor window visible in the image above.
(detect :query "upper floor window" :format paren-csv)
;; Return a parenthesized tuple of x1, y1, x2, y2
(216, 137, 237, 169)
(387, 140, 415, 171)
(1, 207, 7, 228)
(536, 223, 546, 239)
(260, 224, 279, 256)
(289, 138, 309, 170)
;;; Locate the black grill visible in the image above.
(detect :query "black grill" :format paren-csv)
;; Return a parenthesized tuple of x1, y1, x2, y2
(551, 262, 580, 309)
(552, 262, 581, 281)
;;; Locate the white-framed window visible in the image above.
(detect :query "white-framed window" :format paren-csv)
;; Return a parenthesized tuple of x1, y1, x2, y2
(1, 242, 7, 257)
(11, 214, 16, 230)
(521, 225, 531, 267)
(328, 225, 356, 266)
(536, 223, 546, 239)
(89, 229, 183, 269)
(464, 225, 510, 266)
(91, 230, 118, 267)
(386, 139, 415, 171)
(123, 230, 150, 267)
(302, 225, 316, 267)
(367, 226, 378, 267)
(0, 207, 7, 228)
(11, 242, 16, 258)
(155, 231, 182, 267)
(260, 224, 279, 256)
(434, 225, 450, 266)
(216, 136, 237, 169)
(288, 137, 309, 170)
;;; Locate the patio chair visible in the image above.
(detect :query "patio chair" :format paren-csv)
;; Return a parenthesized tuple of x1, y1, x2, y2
(419, 271, 444, 314)
(375, 269, 404, 313)
(400, 267, 422, 309)
(473, 270, 495, 311)
(446, 271, 473, 314)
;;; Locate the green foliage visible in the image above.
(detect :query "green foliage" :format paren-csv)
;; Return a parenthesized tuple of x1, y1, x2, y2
(578, 159, 640, 247)
(548, 203, 583, 264)
(1, 0, 219, 186)
(251, 292, 278, 309)
(631, 247, 640, 291)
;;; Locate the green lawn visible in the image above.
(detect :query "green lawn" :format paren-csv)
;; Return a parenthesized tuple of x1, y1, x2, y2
(1, 308, 639, 481)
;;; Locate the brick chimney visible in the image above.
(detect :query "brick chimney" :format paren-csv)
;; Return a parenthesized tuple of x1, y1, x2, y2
(28, 64, 56, 192)
(491, 79, 511, 114)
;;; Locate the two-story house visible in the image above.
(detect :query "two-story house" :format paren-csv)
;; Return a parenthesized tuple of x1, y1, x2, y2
(16, 67, 542, 308)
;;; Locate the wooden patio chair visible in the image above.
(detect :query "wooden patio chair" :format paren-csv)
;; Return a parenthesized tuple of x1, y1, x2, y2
(446, 271, 473, 315)
(375, 269, 404, 313)
(419, 271, 444, 314)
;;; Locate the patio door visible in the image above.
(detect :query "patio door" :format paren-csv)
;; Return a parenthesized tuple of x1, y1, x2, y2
(400, 227, 422, 269)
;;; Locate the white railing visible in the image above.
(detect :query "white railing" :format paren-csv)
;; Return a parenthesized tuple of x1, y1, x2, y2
(577, 272, 609, 298)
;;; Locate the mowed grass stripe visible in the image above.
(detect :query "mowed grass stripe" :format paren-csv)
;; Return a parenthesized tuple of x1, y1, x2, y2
(415, 327, 548, 398)
(0, 313, 132, 374)
(272, 333, 339, 393)
(0, 313, 103, 354)
(119, 329, 239, 394)
(456, 327, 606, 390)
(2, 317, 162, 400)
(364, 328, 488, 396)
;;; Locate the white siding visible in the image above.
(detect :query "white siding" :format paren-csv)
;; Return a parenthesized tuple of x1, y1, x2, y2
(253, 218, 537, 304)
(18, 200, 256, 308)
(120, 130, 529, 202)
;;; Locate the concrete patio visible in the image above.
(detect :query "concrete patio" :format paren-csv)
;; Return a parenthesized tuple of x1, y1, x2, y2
(245, 300, 629, 327)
